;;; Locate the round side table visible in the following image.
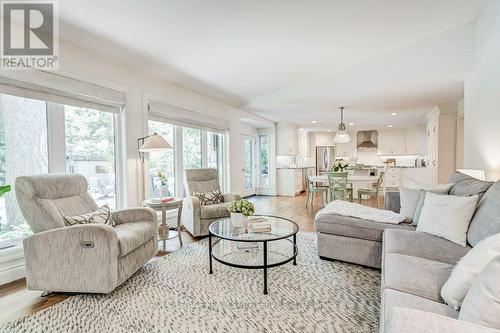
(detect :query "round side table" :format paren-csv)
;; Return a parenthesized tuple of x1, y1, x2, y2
(143, 198, 183, 251)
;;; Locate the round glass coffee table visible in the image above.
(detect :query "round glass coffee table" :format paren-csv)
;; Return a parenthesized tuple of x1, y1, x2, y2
(208, 215, 299, 294)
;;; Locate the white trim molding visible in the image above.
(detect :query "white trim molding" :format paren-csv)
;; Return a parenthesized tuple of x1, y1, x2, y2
(0, 245, 25, 285)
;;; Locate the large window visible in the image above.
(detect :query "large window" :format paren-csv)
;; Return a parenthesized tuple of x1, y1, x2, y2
(148, 121, 175, 198)
(182, 127, 202, 169)
(0, 94, 48, 243)
(147, 119, 227, 197)
(0, 92, 119, 246)
(65, 106, 117, 208)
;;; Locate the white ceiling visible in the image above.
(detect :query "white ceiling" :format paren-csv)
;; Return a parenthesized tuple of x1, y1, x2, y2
(58, 0, 485, 128)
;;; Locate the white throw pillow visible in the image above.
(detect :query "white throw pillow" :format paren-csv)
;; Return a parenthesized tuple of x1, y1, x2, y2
(416, 192, 478, 246)
(441, 233, 500, 310)
(459, 256, 500, 329)
(408, 179, 454, 193)
(399, 187, 422, 222)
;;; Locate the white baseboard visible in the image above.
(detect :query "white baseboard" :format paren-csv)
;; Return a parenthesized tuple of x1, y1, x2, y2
(0, 245, 26, 285)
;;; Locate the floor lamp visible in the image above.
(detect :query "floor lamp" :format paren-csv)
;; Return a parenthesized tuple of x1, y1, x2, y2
(137, 133, 172, 202)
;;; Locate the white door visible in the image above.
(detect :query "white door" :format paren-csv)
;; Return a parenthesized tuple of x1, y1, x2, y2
(242, 135, 256, 196)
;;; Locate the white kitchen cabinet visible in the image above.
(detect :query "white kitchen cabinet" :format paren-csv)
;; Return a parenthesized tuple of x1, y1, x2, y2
(399, 167, 431, 187)
(404, 128, 418, 154)
(378, 130, 406, 155)
(277, 168, 306, 196)
(426, 107, 457, 184)
(403, 127, 427, 155)
(383, 168, 400, 189)
(277, 123, 298, 156)
(298, 131, 310, 157)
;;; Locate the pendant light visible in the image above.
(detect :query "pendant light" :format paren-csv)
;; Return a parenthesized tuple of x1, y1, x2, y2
(334, 106, 351, 143)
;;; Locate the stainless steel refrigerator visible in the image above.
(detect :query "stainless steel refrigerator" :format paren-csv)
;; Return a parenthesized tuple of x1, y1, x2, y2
(316, 146, 335, 175)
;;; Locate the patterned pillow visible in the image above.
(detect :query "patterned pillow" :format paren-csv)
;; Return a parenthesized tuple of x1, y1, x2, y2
(63, 204, 115, 226)
(193, 189, 224, 206)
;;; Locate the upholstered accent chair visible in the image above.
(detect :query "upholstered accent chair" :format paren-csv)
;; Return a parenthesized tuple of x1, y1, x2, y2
(181, 168, 241, 237)
(15, 174, 158, 294)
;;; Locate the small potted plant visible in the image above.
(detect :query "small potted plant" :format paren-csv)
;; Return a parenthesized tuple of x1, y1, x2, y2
(227, 199, 255, 228)
(333, 159, 349, 172)
(156, 170, 170, 198)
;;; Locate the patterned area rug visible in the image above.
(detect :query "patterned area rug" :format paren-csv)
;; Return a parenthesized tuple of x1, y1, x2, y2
(0, 232, 381, 333)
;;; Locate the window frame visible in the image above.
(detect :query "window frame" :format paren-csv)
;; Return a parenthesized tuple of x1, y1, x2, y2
(0, 94, 123, 247)
(146, 119, 229, 198)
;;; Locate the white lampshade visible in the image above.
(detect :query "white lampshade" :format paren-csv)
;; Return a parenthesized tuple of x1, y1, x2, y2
(139, 134, 172, 152)
(334, 129, 351, 143)
(457, 169, 486, 181)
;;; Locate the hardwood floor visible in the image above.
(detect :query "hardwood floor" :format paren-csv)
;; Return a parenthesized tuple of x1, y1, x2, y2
(0, 193, 381, 323)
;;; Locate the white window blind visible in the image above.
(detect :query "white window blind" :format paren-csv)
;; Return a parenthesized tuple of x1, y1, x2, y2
(0, 71, 125, 113)
(148, 100, 229, 134)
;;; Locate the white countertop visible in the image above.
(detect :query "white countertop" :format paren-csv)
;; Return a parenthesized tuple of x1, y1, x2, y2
(277, 166, 315, 169)
(309, 175, 379, 182)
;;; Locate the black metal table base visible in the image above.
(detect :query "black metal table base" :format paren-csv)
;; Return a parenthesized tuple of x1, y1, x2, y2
(208, 232, 298, 294)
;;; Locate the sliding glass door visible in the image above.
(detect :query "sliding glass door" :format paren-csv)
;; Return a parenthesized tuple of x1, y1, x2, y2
(242, 135, 256, 196)
(258, 134, 270, 188)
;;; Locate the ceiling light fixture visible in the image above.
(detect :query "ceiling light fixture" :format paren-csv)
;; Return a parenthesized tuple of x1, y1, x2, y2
(388, 125, 393, 128)
(334, 106, 351, 143)
(391, 112, 398, 116)
(348, 122, 354, 126)
(326, 129, 331, 132)
(312, 120, 317, 124)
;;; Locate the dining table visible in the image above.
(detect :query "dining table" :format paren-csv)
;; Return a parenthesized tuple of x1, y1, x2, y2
(309, 174, 380, 183)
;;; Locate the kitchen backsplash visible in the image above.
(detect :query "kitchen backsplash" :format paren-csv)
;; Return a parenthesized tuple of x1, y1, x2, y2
(277, 149, 426, 168)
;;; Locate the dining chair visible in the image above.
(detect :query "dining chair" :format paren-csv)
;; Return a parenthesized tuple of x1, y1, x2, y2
(327, 171, 348, 202)
(306, 170, 327, 208)
(346, 171, 354, 202)
(357, 171, 385, 208)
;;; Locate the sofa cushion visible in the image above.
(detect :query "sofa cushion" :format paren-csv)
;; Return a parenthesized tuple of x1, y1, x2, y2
(383, 288, 458, 321)
(315, 214, 414, 242)
(383, 253, 453, 302)
(467, 181, 500, 246)
(115, 221, 156, 256)
(200, 202, 231, 219)
(459, 256, 500, 329)
(441, 233, 500, 310)
(416, 192, 478, 246)
(448, 172, 494, 200)
(383, 229, 471, 265)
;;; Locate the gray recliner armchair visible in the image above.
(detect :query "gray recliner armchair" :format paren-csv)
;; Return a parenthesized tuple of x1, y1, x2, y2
(15, 174, 158, 294)
(181, 168, 241, 237)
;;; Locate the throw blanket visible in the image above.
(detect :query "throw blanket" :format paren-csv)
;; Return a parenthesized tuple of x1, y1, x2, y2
(316, 200, 406, 224)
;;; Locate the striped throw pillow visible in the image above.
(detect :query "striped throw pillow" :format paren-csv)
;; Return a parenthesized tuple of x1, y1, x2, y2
(193, 189, 224, 206)
(63, 204, 115, 226)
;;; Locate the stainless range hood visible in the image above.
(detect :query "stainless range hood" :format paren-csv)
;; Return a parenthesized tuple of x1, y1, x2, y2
(357, 130, 378, 149)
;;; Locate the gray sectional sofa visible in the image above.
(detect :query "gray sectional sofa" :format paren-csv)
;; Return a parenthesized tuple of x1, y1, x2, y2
(315, 172, 500, 332)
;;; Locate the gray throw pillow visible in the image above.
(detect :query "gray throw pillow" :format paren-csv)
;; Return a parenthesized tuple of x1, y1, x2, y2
(459, 255, 500, 329)
(467, 180, 500, 246)
(193, 189, 224, 206)
(399, 187, 422, 222)
(63, 204, 115, 226)
(412, 191, 428, 226)
(448, 171, 494, 201)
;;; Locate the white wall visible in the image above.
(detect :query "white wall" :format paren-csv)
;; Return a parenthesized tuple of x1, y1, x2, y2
(456, 99, 464, 169)
(1, 38, 274, 206)
(464, 0, 500, 181)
